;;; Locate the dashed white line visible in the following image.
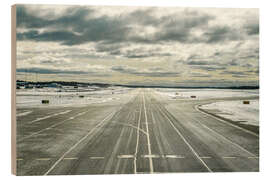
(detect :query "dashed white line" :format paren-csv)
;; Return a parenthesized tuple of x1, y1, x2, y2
(63, 157, 78, 160)
(223, 157, 236, 159)
(89, 157, 105, 160)
(134, 99, 142, 174)
(165, 155, 185, 159)
(200, 156, 212, 159)
(36, 158, 51, 161)
(118, 155, 135, 159)
(142, 155, 160, 158)
(143, 92, 154, 173)
(248, 157, 259, 159)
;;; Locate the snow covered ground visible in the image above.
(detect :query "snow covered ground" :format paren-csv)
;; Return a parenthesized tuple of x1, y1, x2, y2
(16, 86, 132, 108)
(155, 88, 259, 100)
(201, 100, 259, 126)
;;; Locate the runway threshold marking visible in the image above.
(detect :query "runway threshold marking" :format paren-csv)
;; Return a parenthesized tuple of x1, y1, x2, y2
(143, 92, 154, 174)
(43, 110, 116, 175)
(157, 105, 212, 172)
(29, 110, 72, 124)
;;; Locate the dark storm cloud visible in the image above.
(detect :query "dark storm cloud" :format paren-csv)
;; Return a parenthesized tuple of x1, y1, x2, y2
(17, 67, 88, 74)
(111, 66, 179, 77)
(17, 67, 110, 77)
(187, 60, 216, 65)
(203, 26, 242, 43)
(220, 70, 247, 75)
(16, 5, 219, 46)
(191, 65, 226, 71)
(244, 21, 259, 35)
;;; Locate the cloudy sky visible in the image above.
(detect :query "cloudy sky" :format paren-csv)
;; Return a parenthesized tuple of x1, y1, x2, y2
(16, 4, 259, 87)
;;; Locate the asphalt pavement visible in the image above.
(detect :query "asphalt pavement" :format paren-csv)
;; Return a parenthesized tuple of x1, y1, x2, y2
(16, 89, 259, 175)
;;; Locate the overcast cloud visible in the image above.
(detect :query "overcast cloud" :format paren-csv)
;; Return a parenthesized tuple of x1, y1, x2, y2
(16, 5, 259, 87)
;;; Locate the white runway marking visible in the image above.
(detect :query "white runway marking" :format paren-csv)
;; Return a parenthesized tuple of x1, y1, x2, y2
(191, 111, 257, 157)
(134, 100, 142, 174)
(118, 155, 135, 159)
(165, 155, 185, 159)
(157, 105, 212, 172)
(194, 105, 259, 137)
(18, 110, 89, 142)
(44, 110, 116, 175)
(223, 157, 236, 159)
(110, 121, 148, 135)
(248, 157, 259, 159)
(63, 157, 78, 160)
(29, 110, 72, 124)
(143, 92, 154, 173)
(89, 157, 105, 160)
(36, 158, 51, 161)
(17, 111, 33, 117)
(142, 155, 160, 158)
(200, 156, 212, 159)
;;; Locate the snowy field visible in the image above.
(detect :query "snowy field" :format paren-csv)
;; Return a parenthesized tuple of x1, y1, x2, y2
(16, 86, 132, 108)
(155, 88, 259, 100)
(201, 100, 259, 126)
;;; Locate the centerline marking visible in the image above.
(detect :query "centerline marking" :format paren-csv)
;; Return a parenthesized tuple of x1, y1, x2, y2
(143, 91, 154, 174)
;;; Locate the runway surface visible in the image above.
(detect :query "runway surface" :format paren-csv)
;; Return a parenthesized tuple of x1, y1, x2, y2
(16, 89, 259, 175)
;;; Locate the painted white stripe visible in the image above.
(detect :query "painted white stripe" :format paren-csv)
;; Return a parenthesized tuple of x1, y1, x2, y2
(142, 155, 160, 158)
(157, 105, 212, 172)
(134, 96, 142, 174)
(191, 110, 257, 157)
(248, 157, 259, 159)
(63, 157, 78, 160)
(18, 110, 89, 142)
(195, 105, 259, 137)
(90, 157, 105, 160)
(29, 110, 72, 124)
(36, 158, 51, 161)
(17, 111, 33, 117)
(118, 155, 135, 159)
(223, 156, 236, 159)
(43, 110, 116, 175)
(200, 156, 212, 159)
(165, 155, 185, 159)
(143, 91, 154, 173)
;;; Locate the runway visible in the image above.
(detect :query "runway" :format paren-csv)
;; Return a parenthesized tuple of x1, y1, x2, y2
(16, 89, 259, 175)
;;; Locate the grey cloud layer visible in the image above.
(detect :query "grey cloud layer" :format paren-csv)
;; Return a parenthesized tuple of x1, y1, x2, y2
(111, 66, 180, 77)
(17, 5, 258, 46)
(16, 5, 259, 86)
